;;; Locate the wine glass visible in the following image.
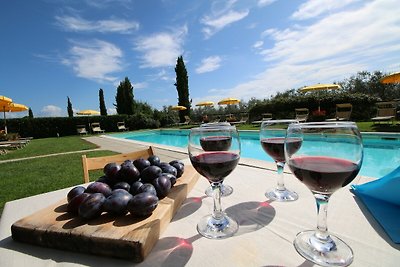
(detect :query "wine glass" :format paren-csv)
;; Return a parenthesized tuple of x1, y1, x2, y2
(188, 125, 241, 239)
(201, 122, 234, 197)
(285, 122, 363, 266)
(260, 119, 300, 201)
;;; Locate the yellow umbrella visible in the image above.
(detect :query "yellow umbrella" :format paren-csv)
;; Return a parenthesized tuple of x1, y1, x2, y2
(218, 98, 240, 105)
(300, 84, 341, 111)
(380, 71, 400, 84)
(0, 95, 13, 107)
(2, 102, 28, 134)
(171, 105, 187, 111)
(196, 101, 214, 107)
(76, 109, 100, 115)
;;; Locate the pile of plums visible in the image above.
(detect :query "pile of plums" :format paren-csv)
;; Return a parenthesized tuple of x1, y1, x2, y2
(66, 155, 185, 220)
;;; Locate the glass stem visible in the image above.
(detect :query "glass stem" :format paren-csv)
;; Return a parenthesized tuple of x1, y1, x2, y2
(211, 182, 224, 220)
(276, 161, 286, 191)
(315, 194, 330, 240)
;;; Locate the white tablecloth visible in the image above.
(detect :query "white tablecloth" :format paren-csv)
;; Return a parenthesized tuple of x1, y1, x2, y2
(1, 160, 399, 267)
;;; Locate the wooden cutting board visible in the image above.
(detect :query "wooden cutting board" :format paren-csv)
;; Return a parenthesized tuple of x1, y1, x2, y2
(11, 165, 200, 262)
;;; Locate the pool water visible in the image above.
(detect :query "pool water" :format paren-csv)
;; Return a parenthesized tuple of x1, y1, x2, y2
(110, 129, 400, 178)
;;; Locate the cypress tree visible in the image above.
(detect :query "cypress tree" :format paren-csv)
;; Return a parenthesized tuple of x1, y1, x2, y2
(28, 108, 34, 118)
(99, 88, 108, 116)
(174, 56, 191, 122)
(115, 77, 135, 115)
(67, 97, 73, 117)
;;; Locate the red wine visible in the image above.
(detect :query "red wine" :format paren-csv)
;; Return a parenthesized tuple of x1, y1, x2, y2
(200, 136, 232, 151)
(190, 152, 240, 183)
(261, 137, 302, 162)
(288, 156, 360, 194)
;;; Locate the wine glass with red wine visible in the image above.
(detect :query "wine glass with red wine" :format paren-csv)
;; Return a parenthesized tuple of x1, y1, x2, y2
(285, 122, 363, 266)
(260, 119, 300, 201)
(189, 125, 241, 239)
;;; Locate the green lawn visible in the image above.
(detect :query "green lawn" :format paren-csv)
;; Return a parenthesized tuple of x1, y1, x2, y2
(0, 136, 98, 160)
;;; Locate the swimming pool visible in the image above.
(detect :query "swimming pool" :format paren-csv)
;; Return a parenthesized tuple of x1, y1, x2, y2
(110, 129, 400, 178)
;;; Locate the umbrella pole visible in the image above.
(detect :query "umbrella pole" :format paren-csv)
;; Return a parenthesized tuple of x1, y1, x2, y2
(3, 107, 7, 135)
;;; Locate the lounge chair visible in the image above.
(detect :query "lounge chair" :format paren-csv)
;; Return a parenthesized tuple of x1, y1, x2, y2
(76, 125, 88, 135)
(326, 103, 353, 121)
(117, 121, 129, 131)
(251, 113, 273, 125)
(177, 115, 191, 126)
(90, 122, 105, 134)
(231, 114, 249, 125)
(371, 101, 396, 124)
(295, 108, 309, 122)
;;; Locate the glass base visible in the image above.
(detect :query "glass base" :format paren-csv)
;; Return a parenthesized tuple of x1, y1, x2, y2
(265, 188, 298, 202)
(197, 214, 238, 239)
(205, 184, 233, 197)
(294, 230, 354, 267)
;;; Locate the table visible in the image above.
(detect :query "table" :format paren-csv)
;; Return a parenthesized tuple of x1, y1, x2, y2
(1, 160, 399, 266)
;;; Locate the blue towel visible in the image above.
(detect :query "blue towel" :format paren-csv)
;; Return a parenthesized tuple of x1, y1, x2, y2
(352, 166, 400, 243)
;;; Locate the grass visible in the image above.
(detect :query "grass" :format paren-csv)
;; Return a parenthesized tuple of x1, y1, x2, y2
(0, 137, 117, 215)
(0, 136, 98, 160)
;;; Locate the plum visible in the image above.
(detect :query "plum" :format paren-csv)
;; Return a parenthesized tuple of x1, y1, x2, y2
(127, 192, 159, 217)
(140, 165, 162, 183)
(151, 175, 172, 199)
(159, 164, 177, 177)
(67, 193, 91, 214)
(170, 162, 184, 178)
(118, 161, 140, 183)
(133, 158, 151, 172)
(67, 186, 86, 203)
(147, 155, 161, 166)
(96, 175, 114, 186)
(169, 160, 184, 166)
(112, 181, 130, 192)
(112, 188, 132, 196)
(130, 181, 143, 196)
(78, 193, 106, 219)
(85, 182, 112, 197)
(103, 193, 132, 215)
(103, 162, 121, 180)
(161, 173, 177, 187)
(138, 183, 157, 196)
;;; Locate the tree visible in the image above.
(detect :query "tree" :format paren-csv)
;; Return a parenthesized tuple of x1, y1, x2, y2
(174, 56, 191, 122)
(115, 77, 135, 115)
(99, 88, 107, 116)
(67, 97, 73, 117)
(28, 108, 34, 118)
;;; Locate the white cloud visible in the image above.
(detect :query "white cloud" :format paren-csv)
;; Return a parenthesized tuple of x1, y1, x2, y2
(133, 82, 148, 89)
(84, 0, 134, 9)
(292, 0, 359, 20)
(134, 26, 187, 68)
(253, 40, 264, 49)
(201, 9, 249, 38)
(107, 107, 117, 115)
(62, 39, 123, 83)
(209, 0, 400, 101)
(55, 15, 139, 33)
(196, 56, 222, 74)
(257, 0, 277, 8)
(41, 105, 63, 117)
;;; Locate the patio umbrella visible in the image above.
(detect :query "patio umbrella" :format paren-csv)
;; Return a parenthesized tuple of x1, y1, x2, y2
(195, 101, 214, 107)
(218, 98, 240, 105)
(171, 105, 187, 111)
(76, 109, 100, 115)
(300, 84, 341, 112)
(380, 71, 400, 84)
(2, 102, 28, 134)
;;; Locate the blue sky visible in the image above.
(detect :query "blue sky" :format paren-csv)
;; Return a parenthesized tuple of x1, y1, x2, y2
(1, 0, 399, 117)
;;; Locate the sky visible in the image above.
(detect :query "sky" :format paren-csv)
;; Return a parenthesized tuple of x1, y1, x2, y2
(1, 0, 400, 118)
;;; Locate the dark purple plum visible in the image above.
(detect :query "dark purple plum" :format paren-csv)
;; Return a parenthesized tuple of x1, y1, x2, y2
(159, 164, 177, 177)
(138, 183, 157, 196)
(112, 181, 130, 192)
(124, 159, 133, 164)
(133, 158, 151, 172)
(67, 193, 91, 214)
(103, 162, 121, 180)
(96, 175, 114, 186)
(141, 165, 162, 183)
(148, 155, 161, 166)
(169, 160, 184, 166)
(112, 188, 132, 196)
(151, 175, 172, 199)
(85, 182, 112, 197)
(130, 181, 143, 195)
(103, 193, 133, 215)
(170, 162, 184, 178)
(67, 186, 86, 203)
(161, 173, 177, 186)
(127, 192, 159, 217)
(118, 161, 140, 183)
(78, 193, 106, 220)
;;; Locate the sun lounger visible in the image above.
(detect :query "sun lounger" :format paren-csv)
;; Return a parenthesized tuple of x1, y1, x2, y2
(76, 125, 88, 135)
(251, 113, 273, 125)
(326, 103, 353, 121)
(177, 116, 191, 126)
(295, 108, 309, 122)
(0, 140, 28, 149)
(90, 122, 105, 134)
(371, 102, 396, 124)
(231, 114, 249, 125)
(117, 122, 129, 131)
